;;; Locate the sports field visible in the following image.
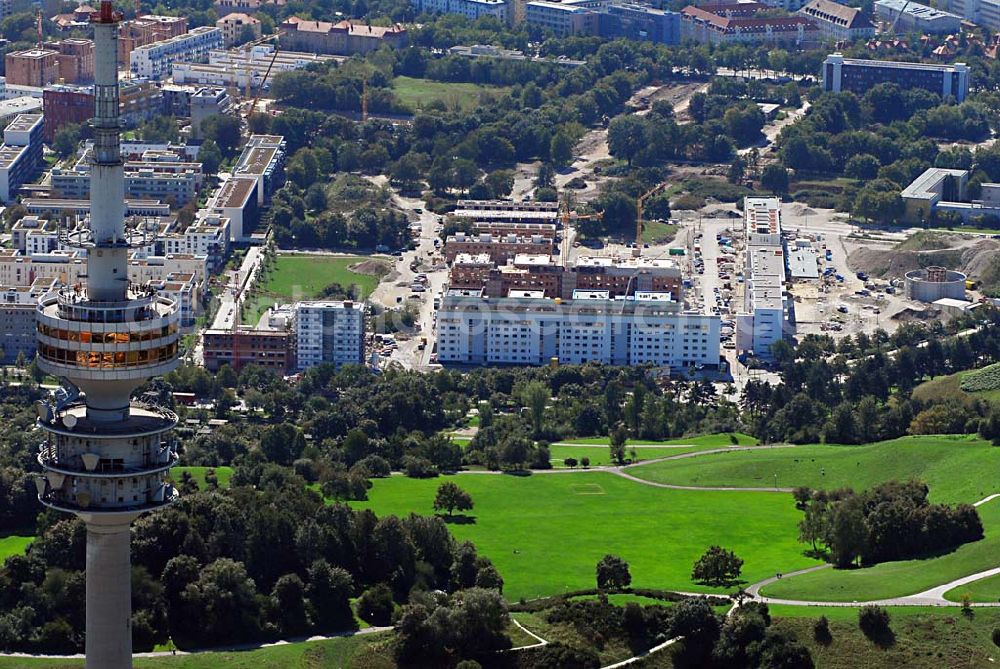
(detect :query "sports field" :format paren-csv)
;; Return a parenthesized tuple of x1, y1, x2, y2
(351, 472, 817, 601)
(627, 435, 995, 504)
(245, 254, 386, 324)
(392, 76, 510, 112)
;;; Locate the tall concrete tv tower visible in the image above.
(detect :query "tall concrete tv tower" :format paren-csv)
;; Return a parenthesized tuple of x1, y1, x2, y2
(33, 2, 181, 666)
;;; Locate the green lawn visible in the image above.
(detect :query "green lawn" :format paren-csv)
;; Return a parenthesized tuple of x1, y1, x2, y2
(640, 220, 678, 244)
(763, 499, 1000, 602)
(0, 534, 32, 561)
(913, 370, 1000, 407)
(944, 571, 1000, 603)
(627, 435, 997, 504)
(351, 472, 818, 601)
(171, 466, 234, 490)
(392, 76, 510, 112)
(549, 444, 707, 468)
(244, 255, 386, 324)
(0, 633, 391, 668)
(558, 432, 758, 447)
(772, 606, 1000, 669)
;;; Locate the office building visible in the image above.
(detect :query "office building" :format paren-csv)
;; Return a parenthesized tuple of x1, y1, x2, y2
(822, 52, 970, 101)
(799, 0, 875, 41)
(189, 86, 233, 138)
(293, 300, 365, 370)
(233, 134, 285, 204)
(209, 176, 259, 240)
(735, 197, 792, 360)
(216, 12, 261, 47)
(411, 0, 509, 21)
(680, 4, 821, 44)
(526, 1, 599, 36)
(437, 289, 719, 368)
(599, 3, 681, 45)
(130, 26, 223, 80)
(33, 6, 182, 669)
(874, 0, 962, 33)
(278, 17, 407, 54)
(0, 114, 43, 202)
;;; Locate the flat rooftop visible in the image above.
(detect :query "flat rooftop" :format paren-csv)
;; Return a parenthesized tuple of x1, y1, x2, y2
(235, 146, 277, 176)
(214, 177, 256, 208)
(901, 167, 967, 199)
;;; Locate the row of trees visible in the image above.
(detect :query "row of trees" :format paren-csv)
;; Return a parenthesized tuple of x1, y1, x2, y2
(795, 481, 983, 567)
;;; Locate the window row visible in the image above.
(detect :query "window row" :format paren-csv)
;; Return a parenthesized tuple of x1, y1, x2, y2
(38, 322, 177, 343)
(38, 342, 177, 368)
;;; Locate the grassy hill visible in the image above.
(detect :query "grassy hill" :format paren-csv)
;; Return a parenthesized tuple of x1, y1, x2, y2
(626, 435, 996, 504)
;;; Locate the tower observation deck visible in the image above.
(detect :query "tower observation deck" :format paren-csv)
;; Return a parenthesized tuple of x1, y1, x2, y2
(33, 3, 180, 667)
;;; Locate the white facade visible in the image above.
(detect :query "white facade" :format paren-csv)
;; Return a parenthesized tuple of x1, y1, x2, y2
(735, 197, 792, 360)
(293, 300, 366, 370)
(130, 26, 223, 80)
(438, 290, 719, 368)
(412, 0, 508, 21)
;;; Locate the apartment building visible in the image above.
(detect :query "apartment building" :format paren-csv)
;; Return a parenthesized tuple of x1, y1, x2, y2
(941, 0, 1000, 31)
(735, 197, 792, 360)
(22, 198, 171, 219)
(822, 53, 970, 102)
(799, 0, 875, 41)
(148, 272, 199, 330)
(437, 289, 719, 368)
(51, 148, 203, 205)
(43, 80, 162, 142)
(203, 328, 293, 373)
(128, 252, 209, 292)
(130, 26, 223, 80)
(160, 213, 230, 269)
(0, 276, 56, 364)
(451, 199, 561, 226)
(680, 4, 821, 45)
(278, 17, 408, 55)
(0, 114, 43, 203)
(443, 232, 555, 264)
(4, 49, 59, 87)
(874, 0, 962, 33)
(293, 300, 366, 370)
(11, 216, 59, 254)
(411, 0, 508, 22)
(118, 15, 188, 63)
(172, 45, 335, 89)
(190, 86, 233, 139)
(570, 255, 683, 300)
(216, 13, 262, 47)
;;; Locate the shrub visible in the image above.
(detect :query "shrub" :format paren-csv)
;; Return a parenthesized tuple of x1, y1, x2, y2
(356, 584, 395, 626)
(401, 455, 437, 478)
(673, 193, 706, 210)
(992, 627, 1000, 647)
(580, 456, 590, 468)
(813, 615, 831, 644)
(961, 363, 1000, 393)
(564, 457, 578, 468)
(858, 605, 891, 640)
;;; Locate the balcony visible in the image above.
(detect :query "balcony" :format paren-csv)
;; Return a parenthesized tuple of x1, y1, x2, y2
(37, 400, 178, 438)
(38, 444, 178, 478)
(38, 483, 178, 516)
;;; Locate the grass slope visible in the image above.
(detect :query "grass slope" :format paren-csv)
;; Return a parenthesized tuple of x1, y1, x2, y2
(559, 433, 758, 447)
(392, 76, 510, 112)
(245, 255, 385, 324)
(763, 500, 1000, 602)
(913, 371, 1000, 406)
(627, 435, 995, 504)
(548, 445, 706, 468)
(0, 633, 392, 668)
(352, 472, 817, 601)
(944, 571, 1000, 603)
(772, 607, 1000, 669)
(0, 534, 31, 561)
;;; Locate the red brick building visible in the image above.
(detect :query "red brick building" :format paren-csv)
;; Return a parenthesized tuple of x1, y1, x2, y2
(202, 328, 292, 373)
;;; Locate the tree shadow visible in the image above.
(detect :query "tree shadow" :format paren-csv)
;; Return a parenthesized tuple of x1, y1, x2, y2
(440, 514, 476, 525)
(863, 628, 895, 649)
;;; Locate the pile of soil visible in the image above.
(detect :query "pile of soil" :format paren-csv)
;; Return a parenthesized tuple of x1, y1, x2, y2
(350, 259, 391, 277)
(848, 236, 1000, 285)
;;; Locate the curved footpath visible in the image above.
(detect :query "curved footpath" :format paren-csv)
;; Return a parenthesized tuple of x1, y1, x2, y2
(454, 446, 1000, 608)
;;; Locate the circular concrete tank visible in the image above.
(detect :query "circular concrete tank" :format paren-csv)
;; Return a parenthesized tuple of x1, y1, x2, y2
(904, 266, 967, 302)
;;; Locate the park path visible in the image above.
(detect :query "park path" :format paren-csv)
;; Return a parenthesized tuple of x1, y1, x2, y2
(452, 443, 800, 493)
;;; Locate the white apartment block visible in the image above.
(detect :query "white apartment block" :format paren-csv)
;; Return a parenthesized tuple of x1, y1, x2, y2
(149, 272, 198, 330)
(0, 113, 42, 202)
(735, 197, 792, 361)
(437, 289, 719, 368)
(11, 216, 59, 254)
(130, 26, 223, 80)
(293, 300, 366, 370)
(172, 45, 334, 89)
(412, 0, 508, 21)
